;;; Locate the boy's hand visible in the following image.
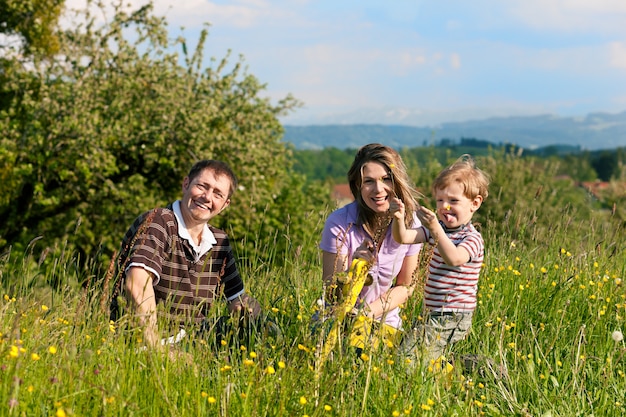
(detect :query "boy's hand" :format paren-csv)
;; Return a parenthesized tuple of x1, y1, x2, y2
(389, 197, 405, 220)
(416, 205, 439, 230)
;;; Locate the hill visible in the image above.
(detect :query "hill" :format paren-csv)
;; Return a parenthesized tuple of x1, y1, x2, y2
(282, 111, 626, 151)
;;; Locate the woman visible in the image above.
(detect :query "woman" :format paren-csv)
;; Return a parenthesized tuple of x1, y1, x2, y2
(320, 143, 422, 332)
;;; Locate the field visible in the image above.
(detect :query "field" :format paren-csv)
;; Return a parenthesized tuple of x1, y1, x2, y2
(1, 154, 625, 416)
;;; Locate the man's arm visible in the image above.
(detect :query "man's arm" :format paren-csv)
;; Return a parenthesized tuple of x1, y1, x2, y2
(124, 266, 160, 348)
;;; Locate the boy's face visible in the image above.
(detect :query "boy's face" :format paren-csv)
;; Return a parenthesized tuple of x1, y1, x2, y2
(434, 182, 483, 229)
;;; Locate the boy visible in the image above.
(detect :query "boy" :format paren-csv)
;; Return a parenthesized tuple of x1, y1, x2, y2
(389, 154, 490, 364)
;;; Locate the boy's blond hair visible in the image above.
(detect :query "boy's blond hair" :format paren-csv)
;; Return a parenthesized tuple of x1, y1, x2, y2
(432, 154, 490, 200)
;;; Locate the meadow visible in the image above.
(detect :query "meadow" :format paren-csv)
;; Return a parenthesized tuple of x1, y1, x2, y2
(1, 153, 625, 417)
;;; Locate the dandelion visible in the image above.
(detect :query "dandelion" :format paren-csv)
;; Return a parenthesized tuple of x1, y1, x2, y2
(243, 359, 254, 366)
(299, 396, 307, 405)
(31, 353, 40, 361)
(278, 361, 286, 369)
(249, 351, 257, 359)
(41, 305, 49, 312)
(48, 346, 57, 354)
(360, 353, 370, 361)
(56, 409, 67, 417)
(208, 397, 217, 404)
(265, 366, 276, 375)
(9, 345, 19, 358)
(612, 330, 624, 342)
(271, 307, 279, 313)
(393, 411, 401, 417)
(420, 404, 432, 411)
(324, 405, 332, 411)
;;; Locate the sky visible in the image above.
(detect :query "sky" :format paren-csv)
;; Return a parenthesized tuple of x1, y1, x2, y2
(64, 0, 626, 127)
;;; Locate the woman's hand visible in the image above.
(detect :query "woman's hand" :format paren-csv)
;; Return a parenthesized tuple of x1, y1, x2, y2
(353, 239, 375, 262)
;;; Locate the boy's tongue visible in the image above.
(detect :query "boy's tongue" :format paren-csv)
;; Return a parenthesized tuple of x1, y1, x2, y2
(444, 213, 456, 223)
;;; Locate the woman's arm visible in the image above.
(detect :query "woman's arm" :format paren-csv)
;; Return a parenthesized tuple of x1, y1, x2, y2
(322, 250, 348, 304)
(365, 253, 418, 319)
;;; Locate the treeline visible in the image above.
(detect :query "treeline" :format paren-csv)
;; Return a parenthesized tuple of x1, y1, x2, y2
(292, 141, 626, 184)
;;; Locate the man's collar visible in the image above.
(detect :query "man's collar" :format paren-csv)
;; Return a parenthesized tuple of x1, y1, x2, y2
(172, 200, 216, 256)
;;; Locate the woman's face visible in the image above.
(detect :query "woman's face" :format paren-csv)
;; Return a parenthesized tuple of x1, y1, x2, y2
(360, 162, 394, 214)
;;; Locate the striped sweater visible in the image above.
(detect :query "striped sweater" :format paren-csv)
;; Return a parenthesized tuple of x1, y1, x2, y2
(422, 222, 484, 313)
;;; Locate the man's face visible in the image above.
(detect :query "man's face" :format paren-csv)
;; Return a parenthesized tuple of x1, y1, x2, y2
(180, 168, 231, 227)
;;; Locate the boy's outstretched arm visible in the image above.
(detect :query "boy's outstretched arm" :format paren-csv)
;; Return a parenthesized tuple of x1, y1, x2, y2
(416, 206, 471, 266)
(389, 197, 425, 244)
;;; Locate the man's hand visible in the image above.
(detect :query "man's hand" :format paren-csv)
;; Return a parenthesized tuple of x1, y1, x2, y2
(229, 293, 262, 318)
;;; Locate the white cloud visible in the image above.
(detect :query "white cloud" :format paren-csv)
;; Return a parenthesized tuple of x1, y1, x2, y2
(609, 41, 626, 69)
(510, 0, 626, 34)
(450, 53, 461, 69)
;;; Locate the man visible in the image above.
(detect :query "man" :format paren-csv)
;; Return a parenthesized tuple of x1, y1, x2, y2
(113, 159, 261, 349)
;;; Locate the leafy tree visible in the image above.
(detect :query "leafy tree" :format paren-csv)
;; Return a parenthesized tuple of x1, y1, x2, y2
(0, 1, 328, 277)
(0, 0, 64, 56)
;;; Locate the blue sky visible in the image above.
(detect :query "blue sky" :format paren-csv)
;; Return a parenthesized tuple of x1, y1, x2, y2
(69, 0, 626, 127)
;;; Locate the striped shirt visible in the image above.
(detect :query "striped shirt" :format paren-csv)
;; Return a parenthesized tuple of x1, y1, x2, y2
(423, 222, 484, 313)
(116, 202, 245, 325)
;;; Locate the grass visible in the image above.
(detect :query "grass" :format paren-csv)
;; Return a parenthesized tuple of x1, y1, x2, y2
(2, 158, 625, 416)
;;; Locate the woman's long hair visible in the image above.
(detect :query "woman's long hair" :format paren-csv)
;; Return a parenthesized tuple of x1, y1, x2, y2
(347, 143, 420, 230)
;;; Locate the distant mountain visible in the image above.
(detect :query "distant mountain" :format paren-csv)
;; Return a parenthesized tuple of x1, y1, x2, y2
(282, 111, 626, 151)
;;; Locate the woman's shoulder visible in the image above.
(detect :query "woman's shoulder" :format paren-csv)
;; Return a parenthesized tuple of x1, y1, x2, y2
(326, 201, 358, 225)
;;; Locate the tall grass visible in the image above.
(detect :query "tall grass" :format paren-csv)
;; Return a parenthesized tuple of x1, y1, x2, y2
(1, 153, 625, 416)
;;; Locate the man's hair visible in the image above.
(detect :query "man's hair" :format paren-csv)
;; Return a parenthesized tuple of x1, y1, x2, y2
(433, 154, 490, 200)
(347, 143, 419, 228)
(187, 160, 238, 197)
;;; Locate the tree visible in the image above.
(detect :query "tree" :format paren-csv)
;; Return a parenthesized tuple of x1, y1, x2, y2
(0, 0, 64, 56)
(0, 1, 326, 277)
